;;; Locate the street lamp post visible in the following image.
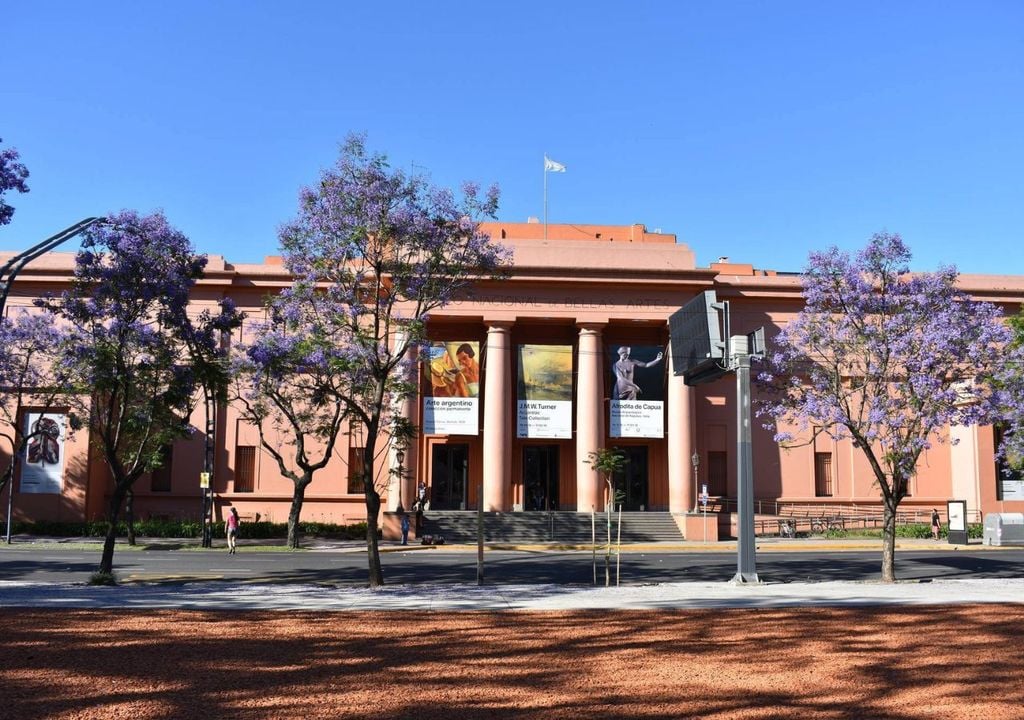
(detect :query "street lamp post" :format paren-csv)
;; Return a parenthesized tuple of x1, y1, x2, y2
(2, 218, 107, 544)
(0, 218, 107, 317)
(395, 448, 405, 512)
(691, 451, 700, 512)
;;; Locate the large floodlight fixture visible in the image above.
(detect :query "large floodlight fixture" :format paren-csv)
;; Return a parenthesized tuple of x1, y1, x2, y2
(668, 290, 730, 386)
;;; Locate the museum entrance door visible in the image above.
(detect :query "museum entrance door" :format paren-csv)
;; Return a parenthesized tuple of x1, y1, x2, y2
(611, 446, 649, 511)
(523, 445, 559, 511)
(430, 444, 469, 510)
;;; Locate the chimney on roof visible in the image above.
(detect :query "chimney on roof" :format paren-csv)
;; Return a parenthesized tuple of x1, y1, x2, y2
(527, 216, 540, 223)
(718, 256, 729, 263)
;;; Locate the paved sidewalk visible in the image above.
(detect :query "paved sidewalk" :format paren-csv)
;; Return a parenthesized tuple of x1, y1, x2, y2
(2, 534, 1011, 553)
(1, 577, 1022, 611)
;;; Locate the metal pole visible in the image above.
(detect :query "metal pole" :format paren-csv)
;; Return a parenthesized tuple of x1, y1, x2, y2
(476, 476, 484, 585)
(0, 218, 106, 317)
(543, 158, 548, 240)
(5, 469, 13, 544)
(732, 336, 759, 583)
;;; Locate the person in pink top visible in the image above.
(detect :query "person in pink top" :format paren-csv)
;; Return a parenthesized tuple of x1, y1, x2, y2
(226, 507, 240, 554)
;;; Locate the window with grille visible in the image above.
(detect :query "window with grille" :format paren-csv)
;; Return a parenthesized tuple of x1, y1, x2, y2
(814, 452, 833, 497)
(348, 447, 366, 494)
(707, 451, 727, 496)
(235, 445, 257, 493)
(150, 445, 173, 492)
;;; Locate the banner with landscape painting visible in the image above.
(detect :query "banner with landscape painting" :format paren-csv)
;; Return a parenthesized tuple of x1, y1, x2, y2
(516, 344, 573, 438)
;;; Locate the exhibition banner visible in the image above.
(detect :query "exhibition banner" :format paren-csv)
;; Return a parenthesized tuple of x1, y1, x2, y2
(608, 344, 666, 438)
(517, 344, 573, 438)
(21, 412, 66, 494)
(422, 341, 480, 435)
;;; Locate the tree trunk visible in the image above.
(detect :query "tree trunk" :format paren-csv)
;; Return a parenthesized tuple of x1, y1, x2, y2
(99, 483, 129, 575)
(366, 488, 383, 587)
(126, 490, 136, 546)
(881, 498, 897, 583)
(286, 478, 311, 549)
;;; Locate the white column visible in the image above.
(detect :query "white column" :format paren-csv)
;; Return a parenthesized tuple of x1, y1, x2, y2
(482, 322, 513, 511)
(576, 323, 605, 512)
(388, 331, 418, 511)
(950, 424, 981, 519)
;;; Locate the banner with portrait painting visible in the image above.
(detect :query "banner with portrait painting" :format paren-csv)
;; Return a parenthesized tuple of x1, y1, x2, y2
(422, 341, 480, 435)
(607, 344, 666, 438)
(20, 412, 66, 494)
(517, 344, 573, 438)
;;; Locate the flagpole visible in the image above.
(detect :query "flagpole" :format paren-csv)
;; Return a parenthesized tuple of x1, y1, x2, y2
(543, 154, 548, 240)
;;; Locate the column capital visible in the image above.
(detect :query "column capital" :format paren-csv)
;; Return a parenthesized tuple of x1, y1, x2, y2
(576, 321, 607, 334)
(484, 319, 515, 332)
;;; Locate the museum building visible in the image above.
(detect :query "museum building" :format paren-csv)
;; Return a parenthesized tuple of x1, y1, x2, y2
(4, 221, 1023, 538)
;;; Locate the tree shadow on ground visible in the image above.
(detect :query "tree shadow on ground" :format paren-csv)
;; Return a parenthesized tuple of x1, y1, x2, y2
(1, 605, 1022, 719)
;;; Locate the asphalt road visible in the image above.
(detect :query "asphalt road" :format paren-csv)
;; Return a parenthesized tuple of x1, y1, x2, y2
(2, 546, 1023, 585)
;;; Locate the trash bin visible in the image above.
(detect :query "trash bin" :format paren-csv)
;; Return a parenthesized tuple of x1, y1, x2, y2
(982, 513, 1024, 546)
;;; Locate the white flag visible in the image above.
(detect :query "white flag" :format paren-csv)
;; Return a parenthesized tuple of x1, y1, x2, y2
(544, 156, 566, 173)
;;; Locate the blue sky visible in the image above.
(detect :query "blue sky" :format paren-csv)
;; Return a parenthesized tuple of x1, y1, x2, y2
(3, 1, 1022, 274)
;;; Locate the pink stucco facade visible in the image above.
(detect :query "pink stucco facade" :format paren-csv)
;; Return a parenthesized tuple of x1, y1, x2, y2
(2, 221, 1023, 534)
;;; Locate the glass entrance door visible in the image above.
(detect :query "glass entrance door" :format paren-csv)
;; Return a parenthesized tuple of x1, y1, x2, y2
(430, 444, 469, 510)
(523, 445, 559, 510)
(611, 446, 649, 511)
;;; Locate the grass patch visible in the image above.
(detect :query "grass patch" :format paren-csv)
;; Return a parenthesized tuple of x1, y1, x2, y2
(88, 571, 117, 586)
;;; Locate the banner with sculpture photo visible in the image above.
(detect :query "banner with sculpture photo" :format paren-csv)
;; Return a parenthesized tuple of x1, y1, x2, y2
(517, 344, 573, 438)
(20, 412, 66, 494)
(422, 341, 480, 435)
(608, 344, 666, 438)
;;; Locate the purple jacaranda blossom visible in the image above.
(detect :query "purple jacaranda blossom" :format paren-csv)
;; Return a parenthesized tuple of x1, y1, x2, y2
(0, 138, 30, 226)
(757, 233, 1024, 582)
(0, 311, 73, 497)
(232, 135, 509, 575)
(37, 210, 240, 576)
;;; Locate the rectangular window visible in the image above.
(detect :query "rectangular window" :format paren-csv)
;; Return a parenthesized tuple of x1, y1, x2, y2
(235, 446, 257, 493)
(150, 445, 173, 492)
(348, 447, 366, 494)
(707, 451, 727, 496)
(995, 426, 1024, 500)
(814, 452, 833, 497)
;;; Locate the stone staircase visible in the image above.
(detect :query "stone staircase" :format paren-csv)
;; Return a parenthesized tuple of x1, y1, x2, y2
(418, 511, 683, 544)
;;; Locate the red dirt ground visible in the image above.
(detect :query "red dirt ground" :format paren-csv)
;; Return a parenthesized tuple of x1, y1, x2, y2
(2, 605, 1022, 719)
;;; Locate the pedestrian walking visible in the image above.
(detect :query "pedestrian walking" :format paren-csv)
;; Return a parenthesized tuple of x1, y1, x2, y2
(227, 507, 240, 554)
(931, 508, 940, 540)
(400, 510, 410, 546)
(416, 481, 428, 512)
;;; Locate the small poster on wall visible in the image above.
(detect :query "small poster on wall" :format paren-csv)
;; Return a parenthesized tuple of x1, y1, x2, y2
(21, 412, 66, 494)
(422, 341, 480, 435)
(517, 344, 573, 438)
(608, 345, 666, 438)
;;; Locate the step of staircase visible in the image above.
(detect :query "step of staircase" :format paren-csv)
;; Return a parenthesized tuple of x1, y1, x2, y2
(418, 511, 683, 544)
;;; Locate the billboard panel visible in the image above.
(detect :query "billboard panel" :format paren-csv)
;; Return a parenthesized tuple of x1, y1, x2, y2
(517, 344, 573, 438)
(21, 412, 65, 494)
(608, 345, 666, 438)
(422, 341, 480, 435)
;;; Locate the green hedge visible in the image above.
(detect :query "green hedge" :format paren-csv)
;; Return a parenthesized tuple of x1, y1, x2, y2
(824, 523, 984, 540)
(8, 518, 370, 540)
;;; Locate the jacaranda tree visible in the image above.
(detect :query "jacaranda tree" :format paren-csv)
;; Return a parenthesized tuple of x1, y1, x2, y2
(0, 313, 72, 501)
(0, 138, 30, 227)
(236, 135, 508, 585)
(759, 233, 1024, 582)
(231, 292, 353, 549)
(997, 308, 1024, 475)
(39, 210, 238, 578)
